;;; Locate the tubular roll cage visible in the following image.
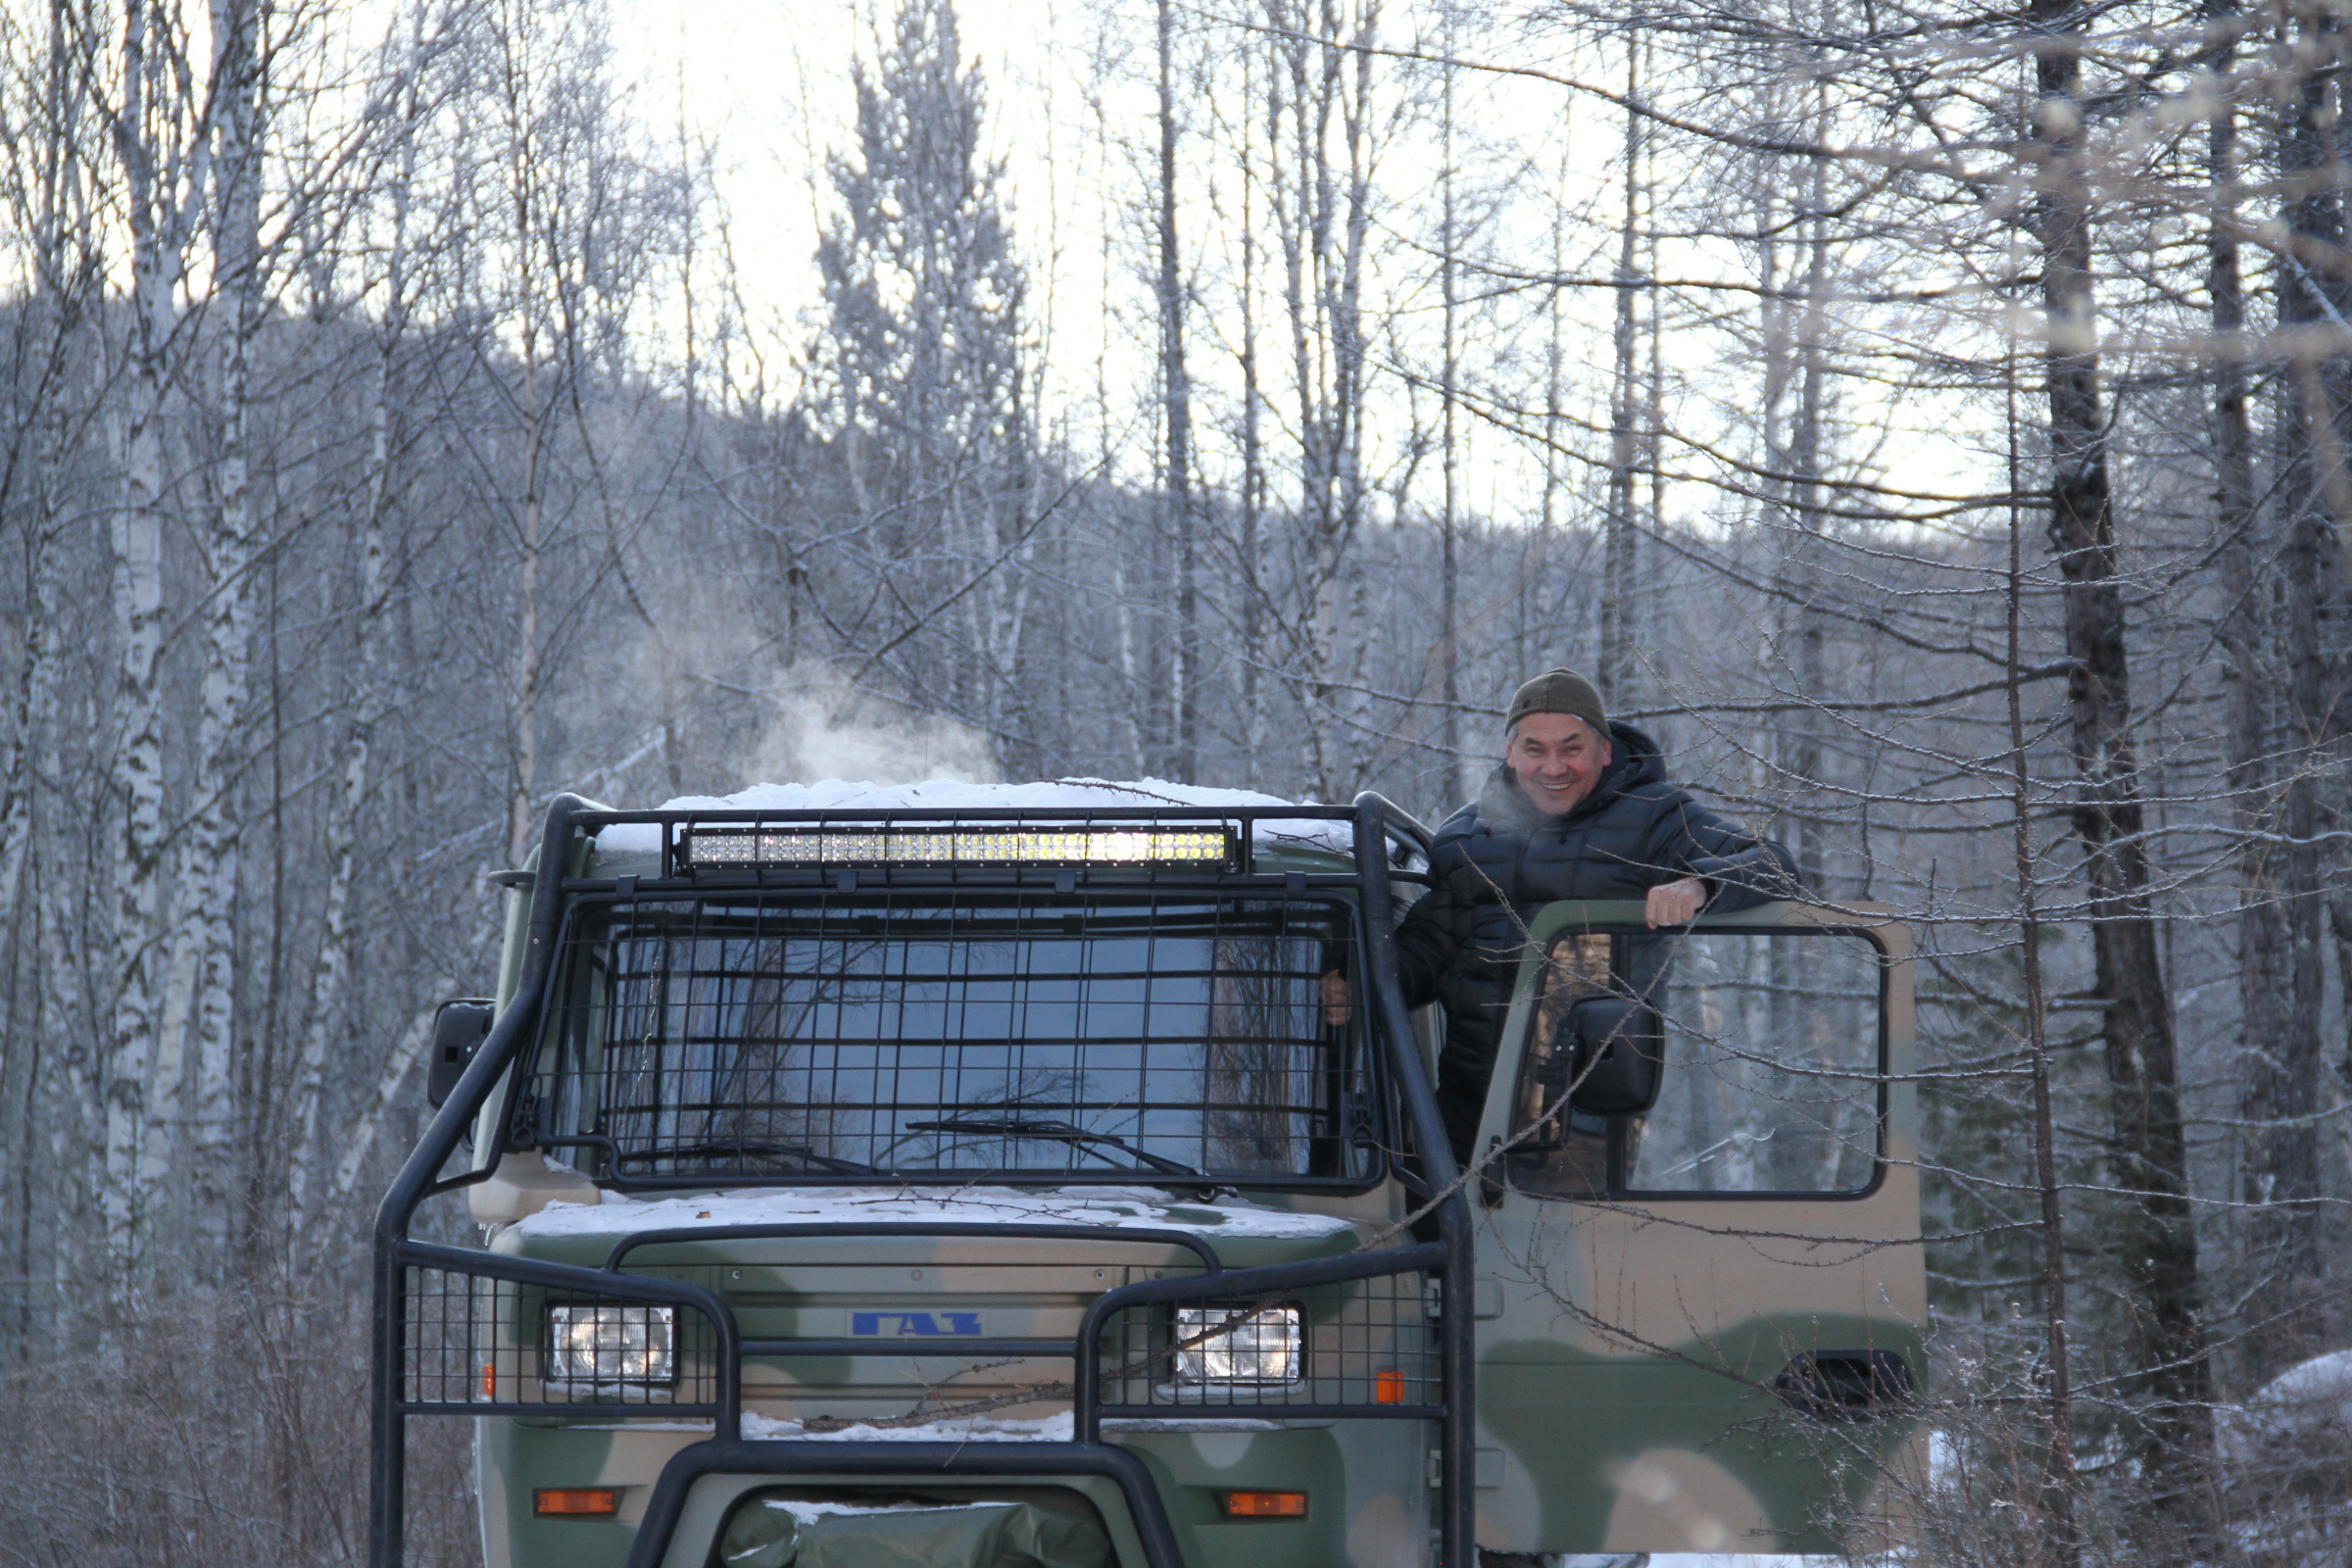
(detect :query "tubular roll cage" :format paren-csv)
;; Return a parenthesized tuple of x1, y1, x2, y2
(368, 794, 1474, 1568)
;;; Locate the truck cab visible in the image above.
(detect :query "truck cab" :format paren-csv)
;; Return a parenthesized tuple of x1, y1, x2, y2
(371, 785, 1921, 1568)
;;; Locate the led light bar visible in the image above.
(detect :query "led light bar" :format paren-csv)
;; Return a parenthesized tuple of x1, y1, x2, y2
(681, 825, 1235, 870)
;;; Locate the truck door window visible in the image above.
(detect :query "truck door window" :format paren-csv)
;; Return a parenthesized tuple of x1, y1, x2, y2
(1510, 927, 1885, 1199)
(1629, 928, 1884, 1195)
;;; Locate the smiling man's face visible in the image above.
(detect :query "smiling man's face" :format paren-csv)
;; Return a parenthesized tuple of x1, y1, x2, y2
(1504, 712, 1613, 816)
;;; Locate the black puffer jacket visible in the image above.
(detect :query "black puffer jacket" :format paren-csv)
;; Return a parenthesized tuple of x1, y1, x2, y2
(1391, 721, 1799, 1157)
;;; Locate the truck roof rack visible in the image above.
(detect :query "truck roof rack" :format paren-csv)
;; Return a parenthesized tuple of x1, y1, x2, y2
(569, 800, 1380, 883)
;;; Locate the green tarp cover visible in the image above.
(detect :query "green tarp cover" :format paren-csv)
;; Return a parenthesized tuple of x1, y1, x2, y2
(716, 1494, 1114, 1568)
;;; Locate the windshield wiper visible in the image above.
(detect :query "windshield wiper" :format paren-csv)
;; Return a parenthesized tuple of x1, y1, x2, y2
(905, 1115, 1210, 1182)
(612, 1140, 878, 1176)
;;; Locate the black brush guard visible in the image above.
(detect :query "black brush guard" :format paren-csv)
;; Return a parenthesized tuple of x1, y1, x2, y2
(369, 794, 1473, 1568)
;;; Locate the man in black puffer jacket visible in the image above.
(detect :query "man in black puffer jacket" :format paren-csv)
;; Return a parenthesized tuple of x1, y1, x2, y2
(1390, 669, 1799, 1161)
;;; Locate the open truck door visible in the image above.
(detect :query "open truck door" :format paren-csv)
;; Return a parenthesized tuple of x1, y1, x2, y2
(1467, 898, 1924, 1555)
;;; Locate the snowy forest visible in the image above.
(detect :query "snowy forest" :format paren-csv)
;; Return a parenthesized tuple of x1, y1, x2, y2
(2, 0, 2351, 1562)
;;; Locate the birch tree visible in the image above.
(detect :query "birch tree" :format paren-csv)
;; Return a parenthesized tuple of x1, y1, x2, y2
(102, 0, 216, 1292)
(149, 0, 268, 1265)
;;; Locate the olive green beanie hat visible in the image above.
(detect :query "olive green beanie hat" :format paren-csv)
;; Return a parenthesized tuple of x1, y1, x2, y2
(1505, 668, 1608, 738)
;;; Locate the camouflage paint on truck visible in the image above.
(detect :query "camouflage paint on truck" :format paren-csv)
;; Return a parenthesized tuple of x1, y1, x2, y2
(1471, 899, 1924, 1555)
(476, 1197, 1398, 1568)
(373, 792, 1921, 1568)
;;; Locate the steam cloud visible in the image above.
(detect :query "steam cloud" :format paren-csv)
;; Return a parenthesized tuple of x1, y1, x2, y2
(749, 662, 999, 788)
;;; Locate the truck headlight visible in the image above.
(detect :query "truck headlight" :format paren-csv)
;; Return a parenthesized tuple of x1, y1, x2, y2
(1174, 1304, 1302, 1384)
(548, 1303, 674, 1386)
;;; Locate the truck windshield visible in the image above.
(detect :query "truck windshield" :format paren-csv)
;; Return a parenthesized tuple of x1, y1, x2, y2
(527, 892, 1373, 1187)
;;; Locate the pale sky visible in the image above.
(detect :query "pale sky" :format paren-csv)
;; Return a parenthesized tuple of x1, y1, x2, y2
(603, 0, 1994, 534)
(609, 0, 1130, 446)
(0, 0, 1998, 535)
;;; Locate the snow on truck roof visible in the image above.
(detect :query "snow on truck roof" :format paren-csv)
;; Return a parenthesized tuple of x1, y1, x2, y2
(588, 777, 1358, 861)
(516, 1183, 1360, 1242)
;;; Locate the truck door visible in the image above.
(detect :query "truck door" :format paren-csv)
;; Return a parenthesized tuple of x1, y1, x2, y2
(1466, 899, 1923, 1555)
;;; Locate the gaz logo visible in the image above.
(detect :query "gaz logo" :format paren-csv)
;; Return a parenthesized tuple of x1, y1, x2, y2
(852, 1310, 983, 1337)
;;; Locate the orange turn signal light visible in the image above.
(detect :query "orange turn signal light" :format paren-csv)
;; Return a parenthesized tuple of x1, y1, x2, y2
(1374, 1369, 1405, 1404)
(1220, 1491, 1308, 1518)
(534, 1488, 619, 1517)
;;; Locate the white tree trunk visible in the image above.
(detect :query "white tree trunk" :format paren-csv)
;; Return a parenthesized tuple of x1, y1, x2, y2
(511, 368, 545, 862)
(108, 0, 188, 1289)
(180, 0, 267, 1254)
(147, 0, 262, 1263)
(0, 345, 71, 933)
(288, 354, 396, 1235)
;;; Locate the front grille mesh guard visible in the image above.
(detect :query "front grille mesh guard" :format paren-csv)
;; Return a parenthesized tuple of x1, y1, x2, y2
(389, 1236, 1443, 1425)
(394, 1244, 731, 1417)
(1083, 1247, 1446, 1424)
(371, 795, 1472, 1568)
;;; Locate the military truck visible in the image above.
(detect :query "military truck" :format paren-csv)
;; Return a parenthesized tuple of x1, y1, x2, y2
(371, 784, 1922, 1568)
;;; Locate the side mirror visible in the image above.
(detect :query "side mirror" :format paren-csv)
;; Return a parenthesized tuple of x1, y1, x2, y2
(1560, 995, 1664, 1115)
(1512, 994, 1666, 1148)
(426, 1000, 495, 1107)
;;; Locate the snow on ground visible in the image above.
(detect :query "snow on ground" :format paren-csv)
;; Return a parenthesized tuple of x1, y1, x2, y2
(2250, 1346, 2352, 1415)
(2217, 1346, 2352, 1460)
(589, 777, 1357, 860)
(515, 1183, 1357, 1242)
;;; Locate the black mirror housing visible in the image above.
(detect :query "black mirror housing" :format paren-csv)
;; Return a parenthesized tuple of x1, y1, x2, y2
(1512, 992, 1667, 1149)
(426, 1000, 495, 1107)
(1561, 995, 1663, 1114)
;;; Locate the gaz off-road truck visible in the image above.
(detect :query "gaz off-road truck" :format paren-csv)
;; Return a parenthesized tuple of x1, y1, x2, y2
(371, 782, 1923, 1568)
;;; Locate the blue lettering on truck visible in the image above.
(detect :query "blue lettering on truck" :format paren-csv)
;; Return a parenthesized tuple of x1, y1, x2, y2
(851, 1311, 983, 1336)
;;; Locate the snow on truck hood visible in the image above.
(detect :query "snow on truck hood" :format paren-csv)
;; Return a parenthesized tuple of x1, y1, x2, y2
(735, 1411, 1283, 1443)
(514, 1184, 1359, 1242)
(587, 777, 1356, 860)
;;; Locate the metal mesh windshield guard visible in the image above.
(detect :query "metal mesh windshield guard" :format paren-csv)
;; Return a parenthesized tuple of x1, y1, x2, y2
(397, 1246, 724, 1415)
(523, 892, 1377, 1187)
(1093, 1260, 1442, 1416)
